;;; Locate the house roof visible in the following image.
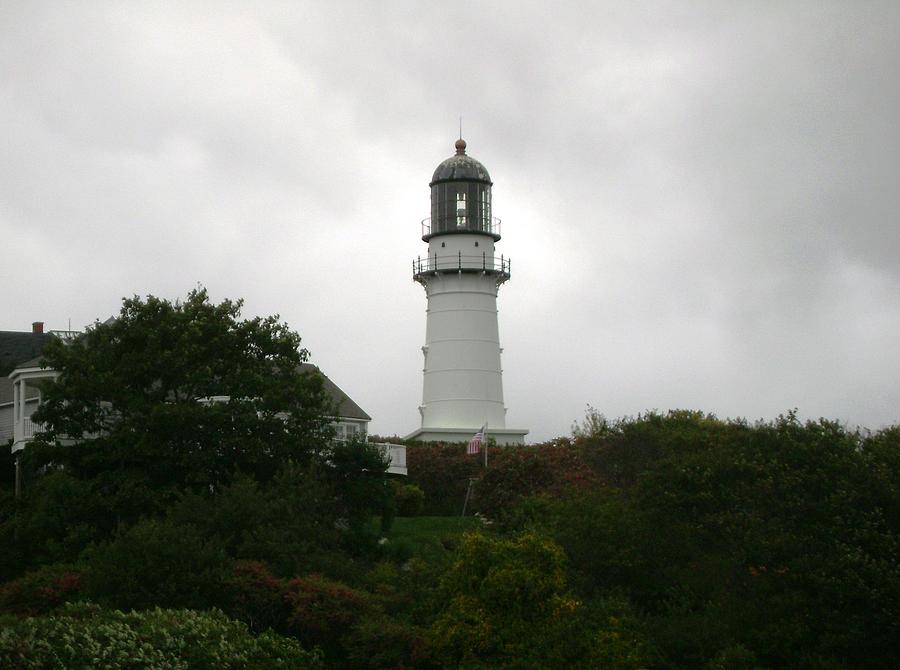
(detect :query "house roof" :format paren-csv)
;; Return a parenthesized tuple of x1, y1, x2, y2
(14, 356, 45, 370)
(299, 363, 371, 421)
(0, 331, 52, 375)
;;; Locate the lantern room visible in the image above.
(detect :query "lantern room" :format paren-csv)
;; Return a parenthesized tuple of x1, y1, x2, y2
(424, 139, 500, 241)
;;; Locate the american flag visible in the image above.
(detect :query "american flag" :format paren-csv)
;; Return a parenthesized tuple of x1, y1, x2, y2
(467, 425, 485, 455)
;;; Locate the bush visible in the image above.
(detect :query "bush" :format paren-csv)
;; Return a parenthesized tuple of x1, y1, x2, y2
(221, 560, 289, 634)
(166, 466, 345, 577)
(406, 441, 595, 519)
(406, 443, 481, 515)
(552, 413, 900, 669)
(344, 615, 434, 670)
(471, 443, 596, 521)
(395, 483, 425, 517)
(0, 564, 84, 616)
(82, 516, 229, 611)
(285, 573, 376, 662)
(0, 602, 323, 669)
(2, 470, 106, 577)
(429, 530, 607, 669)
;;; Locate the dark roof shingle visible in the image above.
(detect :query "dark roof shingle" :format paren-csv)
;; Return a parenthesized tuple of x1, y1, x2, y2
(0, 331, 52, 375)
(299, 363, 371, 421)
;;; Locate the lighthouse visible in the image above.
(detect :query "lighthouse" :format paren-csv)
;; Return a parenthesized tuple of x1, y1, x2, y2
(405, 139, 528, 445)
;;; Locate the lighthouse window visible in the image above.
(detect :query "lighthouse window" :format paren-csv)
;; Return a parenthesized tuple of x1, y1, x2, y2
(480, 189, 490, 230)
(456, 192, 467, 228)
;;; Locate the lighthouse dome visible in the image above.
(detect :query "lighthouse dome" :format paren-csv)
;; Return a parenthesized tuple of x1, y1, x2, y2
(430, 139, 492, 185)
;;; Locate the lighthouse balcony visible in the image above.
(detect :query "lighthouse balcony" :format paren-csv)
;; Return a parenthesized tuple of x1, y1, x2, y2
(413, 253, 510, 283)
(421, 216, 501, 242)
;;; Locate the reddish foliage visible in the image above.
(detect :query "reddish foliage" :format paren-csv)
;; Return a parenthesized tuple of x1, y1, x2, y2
(284, 573, 375, 657)
(222, 560, 289, 634)
(407, 440, 598, 519)
(406, 443, 482, 515)
(473, 442, 597, 517)
(0, 565, 85, 616)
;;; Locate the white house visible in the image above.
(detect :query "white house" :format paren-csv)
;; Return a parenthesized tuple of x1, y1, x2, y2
(1, 322, 405, 492)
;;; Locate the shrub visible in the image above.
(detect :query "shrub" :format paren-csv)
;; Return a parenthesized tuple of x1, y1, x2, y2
(472, 443, 596, 521)
(82, 516, 229, 611)
(285, 573, 375, 661)
(430, 531, 594, 668)
(406, 443, 481, 515)
(221, 560, 289, 634)
(345, 615, 434, 670)
(0, 602, 323, 669)
(553, 413, 900, 669)
(395, 483, 425, 517)
(407, 441, 595, 519)
(2, 470, 106, 576)
(0, 564, 84, 616)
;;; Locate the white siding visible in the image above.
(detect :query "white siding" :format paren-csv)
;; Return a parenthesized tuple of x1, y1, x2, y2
(0, 404, 12, 442)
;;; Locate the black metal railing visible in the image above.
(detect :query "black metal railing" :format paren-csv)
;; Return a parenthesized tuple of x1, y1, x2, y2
(413, 253, 511, 279)
(421, 216, 502, 239)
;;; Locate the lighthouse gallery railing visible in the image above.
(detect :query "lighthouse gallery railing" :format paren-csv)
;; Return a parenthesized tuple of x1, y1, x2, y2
(413, 253, 510, 278)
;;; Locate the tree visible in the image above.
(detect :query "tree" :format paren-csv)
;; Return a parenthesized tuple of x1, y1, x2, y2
(551, 412, 900, 669)
(429, 531, 649, 669)
(28, 288, 335, 495)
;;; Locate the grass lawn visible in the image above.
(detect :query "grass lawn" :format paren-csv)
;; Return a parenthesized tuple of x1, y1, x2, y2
(379, 516, 484, 563)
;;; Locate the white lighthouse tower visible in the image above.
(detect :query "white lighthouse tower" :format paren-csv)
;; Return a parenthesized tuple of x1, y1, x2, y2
(406, 139, 528, 445)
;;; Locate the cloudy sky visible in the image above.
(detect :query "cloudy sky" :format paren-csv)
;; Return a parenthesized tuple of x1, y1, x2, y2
(2, 1, 897, 440)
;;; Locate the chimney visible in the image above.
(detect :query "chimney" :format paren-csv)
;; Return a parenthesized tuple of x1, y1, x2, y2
(32, 321, 44, 334)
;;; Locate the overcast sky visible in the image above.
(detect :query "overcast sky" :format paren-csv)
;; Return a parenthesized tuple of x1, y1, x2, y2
(2, 1, 897, 441)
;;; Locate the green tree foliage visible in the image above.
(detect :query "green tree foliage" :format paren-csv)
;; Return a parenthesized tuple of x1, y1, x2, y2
(0, 602, 323, 669)
(81, 516, 229, 612)
(394, 482, 425, 517)
(29, 288, 335, 495)
(1, 288, 376, 582)
(552, 411, 900, 669)
(429, 531, 648, 669)
(326, 438, 391, 534)
(165, 464, 351, 578)
(0, 470, 103, 577)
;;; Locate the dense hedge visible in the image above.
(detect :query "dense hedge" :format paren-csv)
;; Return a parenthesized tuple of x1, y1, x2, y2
(405, 439, 595, 518)
(405, 443, 482, 515)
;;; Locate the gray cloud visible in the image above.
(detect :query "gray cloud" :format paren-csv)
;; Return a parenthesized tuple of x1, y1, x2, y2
(2, 1, 897, 440)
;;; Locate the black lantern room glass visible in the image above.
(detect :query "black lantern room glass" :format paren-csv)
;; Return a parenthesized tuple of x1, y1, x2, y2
(426, 140, 498, 239)
(430, 181, 492, 234)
